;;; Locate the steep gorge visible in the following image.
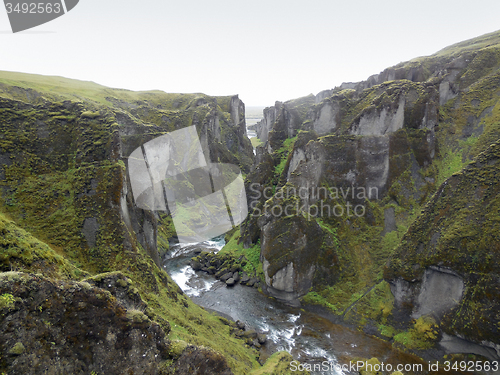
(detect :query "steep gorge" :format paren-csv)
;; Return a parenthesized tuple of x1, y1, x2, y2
(1, 28, 500, 374)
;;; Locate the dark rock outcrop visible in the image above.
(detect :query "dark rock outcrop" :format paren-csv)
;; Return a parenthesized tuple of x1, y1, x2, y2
(0, 272, 170, 374)
(384, 140, 500, 359)
(172, 346, 234, 375)
(190, 252, 261, 289)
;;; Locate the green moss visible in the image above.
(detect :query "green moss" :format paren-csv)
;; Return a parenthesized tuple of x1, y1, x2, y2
(357, 357, 383, 375)
(0, 293, 16, 312)
(145, 289, 262, 374)
(126, 309, 150, 324)
(378, 324, 397, 339)
(344, 281, 395, 325)
(7, 342, 25, 355)
(168, 340, 189, 359)
(250, 137, 263, 148)
(250, 351, 310, 375)
(316, 218, 339, 246)
(218, 231, 263, 279)
(386, 140, 500, 308)
(301, 291, 339, 313)
(0, 211, 84, 278)
(81, 111, 100, 119)
(393, 316, 439, 350)
(273, 135, 298, 179)
(156, 213, 176, 255)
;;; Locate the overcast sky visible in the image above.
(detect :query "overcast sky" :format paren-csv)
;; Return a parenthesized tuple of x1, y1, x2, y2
(1, 0, 499, 106)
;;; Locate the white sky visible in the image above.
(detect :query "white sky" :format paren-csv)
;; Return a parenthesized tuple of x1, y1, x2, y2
(1, 0, 499, 106)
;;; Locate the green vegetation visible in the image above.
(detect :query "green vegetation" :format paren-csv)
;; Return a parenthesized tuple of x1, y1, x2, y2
(273, 135, 298, 178)
(218, 231, 264, 279)
(0, 70, 208, 109)
(0, 293, 16, 312)
(393, 316, 439, 350)
(2, 29, 500, 369)
(433, 29, 500, 59)
(251, 136, 264, 148)
(7, 342, 25, 355)
(144, 287, 263, 374)
(0, 211, 85, 279)
(250, 351, 310, 375)
(357, 357, 383, 375)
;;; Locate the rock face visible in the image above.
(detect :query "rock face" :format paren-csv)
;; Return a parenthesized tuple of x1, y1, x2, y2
(244, 108, 437, 301)
(241, 30, 500, 356)
(0, 78, 253, 273)
(259, 214, 337, 302)
(172, 346, 234, 375)
(0, 272, 170, 374)
(384, 140, 500, 359)
(256, 80, 438, 143)
(255, 95, 315, 145)
(389, 267, 465, 321)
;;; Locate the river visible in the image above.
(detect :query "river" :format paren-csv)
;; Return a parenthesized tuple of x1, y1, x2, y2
(162, 239, 461, 375)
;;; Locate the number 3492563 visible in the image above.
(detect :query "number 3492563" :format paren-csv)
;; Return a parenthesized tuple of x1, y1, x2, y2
(5, 3, 62, 14)
(443, 361, 499, 372)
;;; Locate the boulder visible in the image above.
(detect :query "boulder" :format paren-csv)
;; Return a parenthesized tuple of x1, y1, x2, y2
(190, 260, 203, 271)
(220, 272, 234, 282)
(240, 272, 250, 285)
(257, 334, 267, 345)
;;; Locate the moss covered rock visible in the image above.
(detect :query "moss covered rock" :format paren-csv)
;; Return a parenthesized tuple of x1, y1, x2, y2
(384, 140, 500, 350)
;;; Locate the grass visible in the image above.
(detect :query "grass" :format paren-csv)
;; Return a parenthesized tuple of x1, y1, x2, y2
(273, 135, 298, 178)
(145, 288, 263, 374)
(249, 351, 309, 375)
(0, 70, 207, 109)
(433, 29, 500, 58)
(0, 71, 274, 374)
(0, 293, 16, 311)
(393, 316, 439, 350)
(0, 211, 85, 279)
(250, 137, 264, 148)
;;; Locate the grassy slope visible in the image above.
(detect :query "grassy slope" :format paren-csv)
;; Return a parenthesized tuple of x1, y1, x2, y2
(0, 70, 204, 108)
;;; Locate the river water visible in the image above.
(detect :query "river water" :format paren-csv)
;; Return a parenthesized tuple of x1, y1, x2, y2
(162, 239, 453, 375)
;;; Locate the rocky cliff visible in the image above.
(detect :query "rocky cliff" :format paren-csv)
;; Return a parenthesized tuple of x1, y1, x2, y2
(237, 30, 500, 360)
(0, 72, 308, 374)
(384, 139, 500, 360)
